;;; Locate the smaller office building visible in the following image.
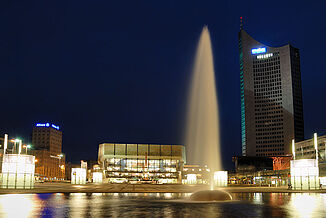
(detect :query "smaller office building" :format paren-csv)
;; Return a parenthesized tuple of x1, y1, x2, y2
(293, 133, 326, 189)
(32, 123, 65, 180)
(182, 165, 211, 184)
(98, 143, 186, 184)
(294, 134, 326, 160)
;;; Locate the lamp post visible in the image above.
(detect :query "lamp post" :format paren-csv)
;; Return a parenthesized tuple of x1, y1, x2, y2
(11, 139, 20, 154)
(50, 154, 64, 180)
(4, 134, 8, 154)
(58, 154, 64, 180)
(18, 139, 22, 154)
(23, 144, 31, 154)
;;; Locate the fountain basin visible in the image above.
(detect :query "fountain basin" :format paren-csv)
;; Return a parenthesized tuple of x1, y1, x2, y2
(190, 190, 232, 201)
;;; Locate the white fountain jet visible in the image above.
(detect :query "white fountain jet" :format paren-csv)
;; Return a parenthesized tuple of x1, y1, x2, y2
(185, 26, 222, 190)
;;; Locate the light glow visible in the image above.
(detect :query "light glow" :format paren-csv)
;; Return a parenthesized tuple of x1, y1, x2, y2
(214, 171, 228, 187)
(287, 194, 318, 218)
(186, 174, 197, 184)
(290, 159, 319, 190)
(4, 134, 8, 154)
(1, 154, 35, 189)
(0, 194, 35, 217)
(71, 168, 86, 184)
(314, 133, 318, 161)
(92, 172, 103, 183)
(292, 139, 296, 160)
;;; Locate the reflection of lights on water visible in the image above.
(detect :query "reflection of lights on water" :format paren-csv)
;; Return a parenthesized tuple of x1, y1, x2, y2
(287, 194, 318, 218)
(92, 193, 102, 196)
(253, 193, 262, 204)
(69, 192, 87, 217)
(164, 193, 172, 199)
(90, 193, 105, 217)
(0, 194, 35, 218)
(70, 193, 85, 196)
(184, 193, 192, 197)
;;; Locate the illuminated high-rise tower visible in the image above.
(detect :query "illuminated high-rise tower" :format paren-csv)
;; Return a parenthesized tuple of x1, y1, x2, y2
(239, 26, 304, 157)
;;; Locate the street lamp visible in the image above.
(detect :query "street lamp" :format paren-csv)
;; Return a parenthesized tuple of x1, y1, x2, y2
(58, 154, 64, 180)
(18, 139, 22, 154)
(50, 154, 65, 180)
(24, 145, 32, 154)
(11, 139, 20, 154)
(23, 144, 32, 154)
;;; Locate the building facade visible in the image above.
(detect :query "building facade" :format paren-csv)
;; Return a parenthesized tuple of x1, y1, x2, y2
(294, 134, 326, 160)
(293, 133, 326, 188)
(32, 123, 65, 180)
(239, 28, 304, 157)
(98, 143, 185, 184)
(182, 165, 211, 184)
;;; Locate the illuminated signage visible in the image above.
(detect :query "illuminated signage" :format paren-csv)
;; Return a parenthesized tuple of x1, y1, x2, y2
(36, 123, 59, 130)
(257, 53, 273, 59)
(251, 47, 266, 54)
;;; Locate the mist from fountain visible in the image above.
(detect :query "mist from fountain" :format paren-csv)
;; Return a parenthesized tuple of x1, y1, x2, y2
(185, 26, 221, 191)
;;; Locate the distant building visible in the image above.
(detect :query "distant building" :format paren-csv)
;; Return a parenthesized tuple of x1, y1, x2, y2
(182, 165, 211, 184)
(32, 123, 65, 180)
(98, 143, 185, 184)
(293, 133, 326, 187)
(239, 27, 304, 157)
(232, 156, 273, 173)
(231, 156, 290, 186)
(271, 156, 292, 171)
(65, 162, 80, 181)
(80, 159, 98, 182)
(294, 134, 326, 160)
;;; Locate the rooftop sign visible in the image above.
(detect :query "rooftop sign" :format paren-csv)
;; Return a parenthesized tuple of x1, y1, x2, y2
(36, 123, 59, 130)
(251, 47, 266, 54)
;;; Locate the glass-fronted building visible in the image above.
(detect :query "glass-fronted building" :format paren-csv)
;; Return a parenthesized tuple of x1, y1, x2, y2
(98, 143, 186, 184)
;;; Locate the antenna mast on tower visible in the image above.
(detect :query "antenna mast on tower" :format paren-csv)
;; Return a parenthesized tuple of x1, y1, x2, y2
(240, 17, 243, 30)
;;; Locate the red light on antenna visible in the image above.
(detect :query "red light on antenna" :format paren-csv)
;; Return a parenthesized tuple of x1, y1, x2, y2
(240, 17, 243, 19)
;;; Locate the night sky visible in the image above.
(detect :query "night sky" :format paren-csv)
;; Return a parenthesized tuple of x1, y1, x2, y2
(1, 1, 325, 169)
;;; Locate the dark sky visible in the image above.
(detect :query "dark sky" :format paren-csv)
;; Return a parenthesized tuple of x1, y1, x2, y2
(1, 1, 325, 169)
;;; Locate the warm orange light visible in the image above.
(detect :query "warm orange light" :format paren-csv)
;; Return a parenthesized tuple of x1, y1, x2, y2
(35, 159, 38, 163)
(60, 165, 65, 170)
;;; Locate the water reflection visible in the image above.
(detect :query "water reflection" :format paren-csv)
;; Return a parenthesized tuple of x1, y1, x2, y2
(286, 193, 326, 218)
(0, 194, 34, 218)
(69, 193, 87, 217)
(0, 192, 325, 217)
